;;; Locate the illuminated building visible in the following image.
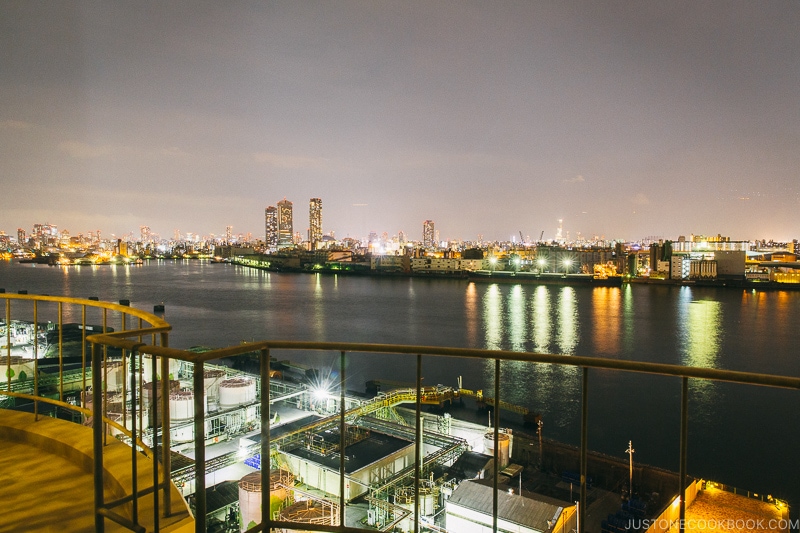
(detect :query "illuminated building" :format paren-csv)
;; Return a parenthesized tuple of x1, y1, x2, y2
(225, 225, 233, 243)
(277, 198, 293, 249)
(265, 206, 278, 250)
(423, 220, 435, 248)
(309, 197, 322, 250)
(140, 225, 151, 243)
(17, 228, 25, 245)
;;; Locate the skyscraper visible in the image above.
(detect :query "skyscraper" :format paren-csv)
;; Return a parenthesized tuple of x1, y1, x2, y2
(277, 198, 293, 249)
(265, 206, 278, 250)
(423, 220, 435, 247)
(309, 198, 322, 250)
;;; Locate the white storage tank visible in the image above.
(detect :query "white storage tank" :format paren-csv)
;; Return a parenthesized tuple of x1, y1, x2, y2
(142, 380, 180, 427)
(169, 390, 195, 421)
(219, 377, 256, 409)
(203, 369, 226, 403)
(238, 469, 297, 532)
(0, 356, 34, 384)
(483, 430, 510, 469)
(140, 355, 182, 383)
(101, 361, 124, 392)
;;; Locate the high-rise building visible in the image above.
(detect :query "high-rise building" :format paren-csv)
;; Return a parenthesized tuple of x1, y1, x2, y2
(277, 198, 293, 249)
(226, 225, 233, 243)
(17, 228, 25, 245)
(140, 226, 151, 243)
(309, 198, 322, 250)
(265, 206, 278, 250)
(423, 220, 435, 247)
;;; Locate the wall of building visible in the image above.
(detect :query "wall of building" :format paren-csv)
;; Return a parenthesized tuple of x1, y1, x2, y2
(280, 441, 415, 502)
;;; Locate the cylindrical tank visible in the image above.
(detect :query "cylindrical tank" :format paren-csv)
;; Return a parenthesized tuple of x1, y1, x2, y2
(203, 369, 226, 407)
(483, 430, 510, 469)
(169, 390, 195, 421)
(237, 469, 296, 532)
(81, 390, 124, 416)
(142, 380, 180, 427)
(101, 361, 124, 392)
(169, 390, 210, 443)
(278, 499, 339, 528)
(140, 355, 181, 383)
(0, 356, 34, 384)
(219, 377, 256, 409)
(238, 472, 262, 532)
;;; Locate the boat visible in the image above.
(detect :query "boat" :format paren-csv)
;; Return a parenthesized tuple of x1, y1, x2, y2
(468, 270, 623, 287)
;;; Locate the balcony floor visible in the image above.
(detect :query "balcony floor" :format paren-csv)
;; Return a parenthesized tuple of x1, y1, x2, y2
(0, 409, 193, 533)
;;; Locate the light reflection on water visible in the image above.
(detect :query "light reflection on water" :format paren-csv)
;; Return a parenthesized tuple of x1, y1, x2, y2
(531, 286, 551, 353)
(556, 287, 578, 354)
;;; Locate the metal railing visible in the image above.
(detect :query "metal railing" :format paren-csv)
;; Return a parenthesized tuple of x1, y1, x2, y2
(2, 293, 799, 533)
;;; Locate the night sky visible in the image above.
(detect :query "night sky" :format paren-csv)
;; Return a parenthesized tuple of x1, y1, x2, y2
(2, 1, 798, 242)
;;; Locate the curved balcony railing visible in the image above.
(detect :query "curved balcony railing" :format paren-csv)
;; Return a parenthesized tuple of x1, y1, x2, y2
(1, 293, 798, 533)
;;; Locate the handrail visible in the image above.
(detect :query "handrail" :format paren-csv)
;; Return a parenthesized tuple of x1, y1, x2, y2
(0, 293, 172, 330)
(86, 334, 800, 390)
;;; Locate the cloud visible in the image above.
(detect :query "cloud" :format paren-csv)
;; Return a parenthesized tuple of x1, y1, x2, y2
(0, 119, 35, 130)
(563, 175, 585, 184)
(631, 193, 650, 205)
(161, 146, 189, 157)
(58, 140, 114, 159)
(252, 151, 327, 169)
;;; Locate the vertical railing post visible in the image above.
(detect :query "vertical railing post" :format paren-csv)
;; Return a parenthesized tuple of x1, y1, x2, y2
(82, 304, 87, 409)
(91, 341, 105, 533)
(580, 367, 588, 533)
(130, 348, 139, 526)
(161, 331, 172, 517)
(679, 377, 688, 530)
(102, 308, 108, 446)
(339, 350, 347, 527)
(151, 351, 160, 531)
(4, 298, 10, 396)
(260, 348, 270, 531)
(32, 300, 39, 420)
(58, 301, 63, 402)
(193, 359, 206, 533)
(492, 358, 500, 533)
(414, 354, 422, 533)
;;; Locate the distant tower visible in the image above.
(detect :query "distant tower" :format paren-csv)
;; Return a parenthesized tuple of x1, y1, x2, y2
(265, 206, 278, 250)
(423, 220, 435, 247)
(556, 219, 563, 242)
(309, 198, 322, 250)
(140, 225, 151, 243)
(17, 228, 25, 245)
(225, 225, 233, 243)
(277, 198, 293, 249)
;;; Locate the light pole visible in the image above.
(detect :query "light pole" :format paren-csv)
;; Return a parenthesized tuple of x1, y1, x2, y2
(626, 440, 635, 498)
(563, 258, 573, 275)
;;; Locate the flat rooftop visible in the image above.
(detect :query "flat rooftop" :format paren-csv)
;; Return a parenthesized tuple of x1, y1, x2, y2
(684, 485, 785, 533)
(285, 431, 411, 474)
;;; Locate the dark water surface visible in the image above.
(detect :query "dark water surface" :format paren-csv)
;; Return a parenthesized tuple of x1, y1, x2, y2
(2, 260, 798, 504)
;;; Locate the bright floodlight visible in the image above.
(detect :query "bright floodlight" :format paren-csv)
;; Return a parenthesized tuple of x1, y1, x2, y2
(489, 257, 498, 264)
(313, 387, 329, 401)
(563, 259, 573, 266)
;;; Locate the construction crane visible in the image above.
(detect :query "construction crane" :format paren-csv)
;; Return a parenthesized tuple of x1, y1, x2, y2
(539, 230, 544, 242)
(519, 231, 524, 244)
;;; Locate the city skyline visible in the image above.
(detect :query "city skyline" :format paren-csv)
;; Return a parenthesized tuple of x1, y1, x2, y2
(2, 2, 798, 241)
